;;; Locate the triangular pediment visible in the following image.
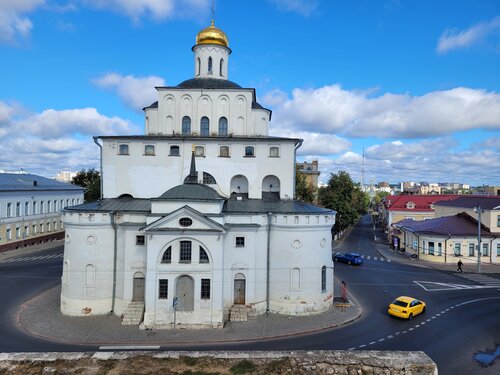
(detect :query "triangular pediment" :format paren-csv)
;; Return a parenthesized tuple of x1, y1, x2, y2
(142, 205, 225, 233)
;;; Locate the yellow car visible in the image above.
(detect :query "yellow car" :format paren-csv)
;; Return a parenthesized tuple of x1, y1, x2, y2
(388, 296, 426, 320)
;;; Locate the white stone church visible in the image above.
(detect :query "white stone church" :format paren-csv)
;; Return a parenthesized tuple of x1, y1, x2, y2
(61, 21, 336, 328)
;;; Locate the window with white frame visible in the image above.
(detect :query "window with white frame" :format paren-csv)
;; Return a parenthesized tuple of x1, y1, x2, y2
(201, 279, 210, 299)
(170, 145, 180, 156)
(497, 243, 500, 256)
(6, 228, 11, 240)
(118, 144, 129, 155)
(144, 144, 155, 156)
(33, 201, 37, 214)
(15, 227, 20, 238)
(16, 202, 20, 216)
(182, 116, 191, 135)
(269, 146, 280, 157)
(454, 243, 461, 256)
(218, 117, 228, 136)
(219, 145, 230, 157)
(32, 224, 37, 234)
(200, 117, 210, 136)
(244, 146, 255, 157)
(158, 279, 168, 299)
(468, 243, 475, 256)
(195, 145, 205, 157)
(7, 203, 12, 217)
(25, 202, 29, 215)
(235, 236, 245, 247)
(482, 243, 489, 256)
(40, 201, 44, 214)
(180, 241, 192, 263)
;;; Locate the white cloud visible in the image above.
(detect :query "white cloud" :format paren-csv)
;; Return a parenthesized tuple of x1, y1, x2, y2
(268, 0, 319, 16)
(92, 73, 165, 111)
(83, 0, 209, 21)
(0, 100, 140, 176)
(0, 0, 44, 44)
(269, 85, 500, 139)
(437, 16, 500, 53)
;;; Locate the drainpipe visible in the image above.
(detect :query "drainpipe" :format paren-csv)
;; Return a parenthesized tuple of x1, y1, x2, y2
(293, 140, 303, 199)
(266, 212, 272, 314)
(93, 137, 103, 200)
(444, 234, 451, 264)
(110, 211, 118, 314)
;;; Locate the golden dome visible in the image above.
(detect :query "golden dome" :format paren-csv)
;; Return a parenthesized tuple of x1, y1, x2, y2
(195, 20, 229, 47)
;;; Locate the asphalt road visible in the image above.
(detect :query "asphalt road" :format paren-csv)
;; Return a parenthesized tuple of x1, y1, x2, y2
(1, 218, 499, 374)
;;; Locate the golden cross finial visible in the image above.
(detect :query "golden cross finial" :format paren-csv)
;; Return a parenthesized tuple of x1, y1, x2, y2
(192, 144, 195, 153)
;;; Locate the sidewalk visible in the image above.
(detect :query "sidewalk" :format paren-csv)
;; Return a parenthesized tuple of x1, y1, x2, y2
(18, 285, 362, 347)
(372, 226, 500, 274)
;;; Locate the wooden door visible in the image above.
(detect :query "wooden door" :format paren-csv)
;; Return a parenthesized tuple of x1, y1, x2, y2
(176, 275, 194, 311)
(234, 277, 246, 305)
(132, 277, 145, 302)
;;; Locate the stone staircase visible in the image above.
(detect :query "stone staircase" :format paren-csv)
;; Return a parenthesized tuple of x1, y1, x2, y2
(121, 302, 145, 326)
(229, 305, 255, 322)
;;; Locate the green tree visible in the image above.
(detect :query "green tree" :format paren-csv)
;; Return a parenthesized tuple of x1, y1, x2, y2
(318, 171, 368, 233)
(72, 168, 101, 202)
(295, 165, 315, 203)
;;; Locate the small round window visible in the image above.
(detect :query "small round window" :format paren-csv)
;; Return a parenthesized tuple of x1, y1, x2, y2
(179, 217, 193, 227)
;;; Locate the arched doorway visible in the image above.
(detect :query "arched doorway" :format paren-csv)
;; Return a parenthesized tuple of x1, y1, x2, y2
(262, 175, 280, 198)
(132, 272, 145, 302)
(234, 273, 246, 305)
(176, 275, 194, 311)
(230, 175, 249, 195)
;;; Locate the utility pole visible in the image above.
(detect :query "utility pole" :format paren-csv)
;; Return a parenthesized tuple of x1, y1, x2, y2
(474, 205, 483, 273)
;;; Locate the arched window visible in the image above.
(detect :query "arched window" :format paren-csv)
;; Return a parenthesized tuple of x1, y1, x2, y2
(269, 147, 280, 157)
(85, 264, 95, 287)
(161, 246, 171, 263)
(218, 117, 228, 136)
(197, 57, 201, 76)
(199, 247, 209, 263)
(208, 57, 213, 73)
(220, 59, 224, 76)
(321, 266, 327, 292)
(200, 116, 210, 136)
(292, 268, 300, 291)
(182, 116, 191, 135)
(203, 172, 216, 184)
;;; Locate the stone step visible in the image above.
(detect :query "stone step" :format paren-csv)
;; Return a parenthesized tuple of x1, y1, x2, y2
(121, 302, 145, 326)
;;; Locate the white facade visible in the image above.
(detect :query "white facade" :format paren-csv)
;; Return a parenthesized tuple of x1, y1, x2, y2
(61, 21, 335, 328)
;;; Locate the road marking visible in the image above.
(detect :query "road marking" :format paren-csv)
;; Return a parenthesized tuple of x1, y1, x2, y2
(369, 341, 376, 345)
(387, 335, 394, 339)
(358, 344, 366, 348)
(99, 345, 160, 350)
(0, 253, 63, 264)
(348, 347, 356, 350)
(378, 338, 385, 342)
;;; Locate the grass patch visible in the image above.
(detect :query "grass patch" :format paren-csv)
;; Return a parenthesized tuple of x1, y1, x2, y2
(229, 360, 256, 374)
(181, 356, 199, 366)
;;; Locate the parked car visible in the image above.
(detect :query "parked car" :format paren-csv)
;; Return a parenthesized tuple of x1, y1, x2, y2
(333, 252, 363, 265)
(388, 296, 426, 320)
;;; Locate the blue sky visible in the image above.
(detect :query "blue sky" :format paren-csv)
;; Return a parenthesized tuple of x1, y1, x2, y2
(0, 0, 499, 186)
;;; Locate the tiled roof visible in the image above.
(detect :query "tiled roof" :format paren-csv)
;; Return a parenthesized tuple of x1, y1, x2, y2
(0, 173, 84, 192)
(394, 213, 493, 237)
(434, 196, 500, 210)
(384, 194, 461, 212)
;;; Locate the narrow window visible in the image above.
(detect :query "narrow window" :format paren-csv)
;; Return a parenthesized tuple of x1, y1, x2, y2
(269, 147, 280, 157)
(235, 236, 245, 247)
(32, 224, 37, 234)
(321, 266, 327, 292)
(33, 201, 37, 214)
(16, 227, 20, 238)
(24, 225, 29, 236)
(159, 279, 168, 299)
(245, 146, 255, 157)
(40, 223, 44, 233)
(292, 268, 300, 291)
(180, 241, 192, 263)
(219, 145, 229, 157)
(468, 243, 475, 256)
(482, 243, 489, 256)
(182, 116, 191, 135)
(170, 145, 180, 156)
(195, 145, 205, 157)
(201, 279, 210, 299)
(25, 202, 29, 215)
(161, 246, 172, 263)
(428, 242, 434, 255)
(496, 244, 500, 256)
(144, 144, 155, 156)
(53, 201, 57, 212)
(454, 243, 461, 256)
(40, 201, 44, 214)
(16, 202, 21, 216)
(218, 117, 228, 136)
(497, 215, 500, 227)
(136, 235, 145, 245)
(6, 228, 11, 240)
(85, 265, 95, 287)
(118, 144, 129, 155)
(7, 202, 12, 217)
(197, 57, 201, 76)
(220, 59, 224, 76)
(200, 116, 210, 136)
(208, 57, 213, 73)
(199, 247, 209, 263)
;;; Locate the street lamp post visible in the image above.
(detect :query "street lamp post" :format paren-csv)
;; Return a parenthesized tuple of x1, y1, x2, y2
(474, 205, 483, 273)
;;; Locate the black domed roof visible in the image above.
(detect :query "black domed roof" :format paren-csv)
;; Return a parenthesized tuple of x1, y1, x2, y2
(158, 183, 223, 200)
(177, 78, 241, 89)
